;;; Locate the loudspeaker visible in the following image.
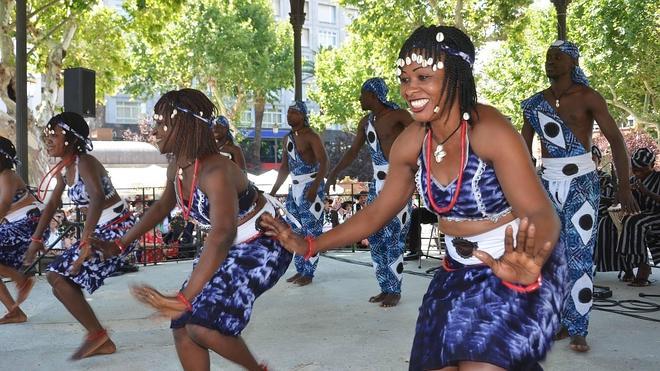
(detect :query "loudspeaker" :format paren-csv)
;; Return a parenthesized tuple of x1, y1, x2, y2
(63, 68, 95, 117)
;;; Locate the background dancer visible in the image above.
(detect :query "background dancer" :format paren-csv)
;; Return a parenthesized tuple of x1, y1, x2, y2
(270, 101, 327, 286)
(24, 112, 136, 360)
(0, 137, 45, 324)
(261, 25, 567, 370)
(521, 40, 638, 352)
(326, 77, 414, 307)
(212, 115, 246, 170)
(93, 89, 290, 371)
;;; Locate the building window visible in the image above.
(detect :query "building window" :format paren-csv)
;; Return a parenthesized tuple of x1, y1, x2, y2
(115, 100, 141, 124)
(238, 109, 254, 127)
(262, 105, 283, 128)
(318, 29, 337, 48)
(318, 4, 336, 24)
(302, 28, 310, 47)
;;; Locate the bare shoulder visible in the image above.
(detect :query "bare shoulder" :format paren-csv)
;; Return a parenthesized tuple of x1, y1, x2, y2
(78, 153, 106, 174)
(471, 104, 520, 158)
(391, 121, 426, 165)
(394, 108, 414, 125)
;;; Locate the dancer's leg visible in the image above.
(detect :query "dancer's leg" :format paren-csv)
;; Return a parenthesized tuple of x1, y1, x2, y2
(173, 327, 210, 371)
(185, 324, 261, 371)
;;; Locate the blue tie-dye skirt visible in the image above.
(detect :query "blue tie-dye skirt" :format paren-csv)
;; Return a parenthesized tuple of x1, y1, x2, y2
(409, 243, 567, 370)
(0, 207, 44, 270)
(171, 235, 292, 336)
(47, 210, 136, 294)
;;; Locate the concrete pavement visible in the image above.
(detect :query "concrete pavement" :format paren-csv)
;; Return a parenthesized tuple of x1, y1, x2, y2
(1, 250, 658, 371)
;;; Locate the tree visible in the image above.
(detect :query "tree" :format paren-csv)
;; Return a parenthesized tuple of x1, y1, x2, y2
(481, 0, 658, 139)
(0, 0, 130, 183)
(125, 0, 293, 166)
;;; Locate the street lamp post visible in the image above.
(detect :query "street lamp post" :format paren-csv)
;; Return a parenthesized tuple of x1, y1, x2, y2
(289, 0, 305, 101)
(15, 0, 28, 181)
(551, 0, 572, 40)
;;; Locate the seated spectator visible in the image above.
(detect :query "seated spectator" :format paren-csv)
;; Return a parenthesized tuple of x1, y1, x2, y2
(618, 148, 660, 286)
(45, 219, 63, 254)
(404, 206, 438, 261)
(323, 198, 340, 232)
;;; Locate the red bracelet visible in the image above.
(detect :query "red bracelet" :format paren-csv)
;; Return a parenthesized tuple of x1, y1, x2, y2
(176, 292, 193, 312)
(502, 275, 542, 293)
(114, 239, 126, 253)
(303, 236, 316, 260)
(31, 236, 44, 244)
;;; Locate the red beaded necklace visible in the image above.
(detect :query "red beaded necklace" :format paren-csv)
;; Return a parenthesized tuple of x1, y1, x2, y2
(36, 155, 75, 202)
(176, 159, 200, 221)
(425, 120, 467, 214)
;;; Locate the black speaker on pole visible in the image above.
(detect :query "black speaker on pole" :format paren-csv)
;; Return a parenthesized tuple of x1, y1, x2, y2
(63, 67, 95, 117)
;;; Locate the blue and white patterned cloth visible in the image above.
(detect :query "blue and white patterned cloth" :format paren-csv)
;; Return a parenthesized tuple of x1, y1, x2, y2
(47, 205, 136, 294)
(410, 248, 567, 370)
(364, 113, 411, 295)
(0, 207, 45, 270)
(362, 78, 400, 110)
(170, 186, 292, 335)
(171, 236, 292, 336)
(550, 40, 590, 87)
(522, 92, 599, 337)
(284, 133, 325, 278)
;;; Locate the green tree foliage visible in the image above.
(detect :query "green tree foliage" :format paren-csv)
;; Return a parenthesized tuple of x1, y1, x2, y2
(124, 0, 292, 126)
(482, 0, 659, 138)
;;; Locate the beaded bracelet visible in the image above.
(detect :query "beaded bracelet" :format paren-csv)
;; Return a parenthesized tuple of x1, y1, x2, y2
(502, 275, 542, 293)
(176, 292, 193, 312)
(30, 236, 44, 244)
(303, 236, 316, 260)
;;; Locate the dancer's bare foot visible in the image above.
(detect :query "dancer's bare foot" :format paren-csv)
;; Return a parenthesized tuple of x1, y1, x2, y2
(569, 335, 590, 352)
(286, 273, 302, 283)
(553, 326, 569, 341)
(368, 292, 386, 303)
(0, 308, 27, 324)
(296, 276, 313, 286)
(70, 329, 116, 360)
(15, 276, 35, 306)
(380, 294, 400, 307)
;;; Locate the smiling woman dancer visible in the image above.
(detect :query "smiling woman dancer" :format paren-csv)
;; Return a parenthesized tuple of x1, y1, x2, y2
(0, 137, 45, 324)
(91, 88, 291, 371)
(259, 25, 567, 370)
(23, 112, 137, 360)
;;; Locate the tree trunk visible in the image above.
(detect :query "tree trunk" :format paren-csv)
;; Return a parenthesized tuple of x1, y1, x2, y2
(253, 95, 266, 167)
(453, 0, 464, 30)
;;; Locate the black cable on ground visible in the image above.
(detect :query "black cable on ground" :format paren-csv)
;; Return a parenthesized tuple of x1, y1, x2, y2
(324, 253, 660, 323)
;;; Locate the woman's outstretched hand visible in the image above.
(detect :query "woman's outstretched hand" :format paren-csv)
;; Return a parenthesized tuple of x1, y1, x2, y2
(258, 212, 308, 256)
(473, 218, 553, 286)
(131, 285, 187, 319)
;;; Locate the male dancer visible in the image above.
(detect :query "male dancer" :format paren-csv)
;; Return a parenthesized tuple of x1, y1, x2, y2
(326, 77, 413, 307)
(270, 101, 327, 286)
(521, 40, 638, 352)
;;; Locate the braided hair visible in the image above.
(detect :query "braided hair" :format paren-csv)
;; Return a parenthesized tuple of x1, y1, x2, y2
(397, 25, 477, 124)
(0, 136, 17, 171)
(154, 89, 220, 161)
(46, 112, 91, 154)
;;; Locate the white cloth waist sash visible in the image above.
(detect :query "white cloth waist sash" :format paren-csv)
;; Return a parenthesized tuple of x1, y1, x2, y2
(290, 172, 317, 204)
(97, 200, 129, 226)
(541, 153, 595, 181)
(4, 202, 44, 223)
(445, 218, 520, 265)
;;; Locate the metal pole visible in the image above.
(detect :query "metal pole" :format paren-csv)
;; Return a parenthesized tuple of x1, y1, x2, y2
(289, 0, 306, 101)
(15, 0, 28, 181)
